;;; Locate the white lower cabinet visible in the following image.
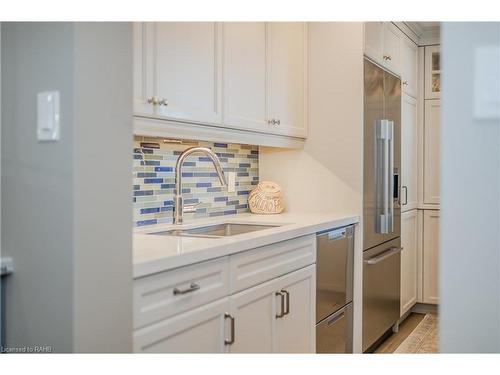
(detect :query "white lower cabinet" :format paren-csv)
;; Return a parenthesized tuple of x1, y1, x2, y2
(274, 265, 315, 353)
(400, 209, 418, 316)
(224, 265, 315, 353)
(133, 235, 317, 353)
(134, 298, 229, 353)
(227, 276, 277, 353)
(423, 210, 440, 304)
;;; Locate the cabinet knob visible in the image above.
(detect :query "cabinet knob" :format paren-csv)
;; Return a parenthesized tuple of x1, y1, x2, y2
(403, 81, 408, 86)
(147, 96, 159, 105)
(268, 119, 276, 125)
(158, 98, 169, 107)
(276, 119, 281, 125)
(383, 55, 392, 61)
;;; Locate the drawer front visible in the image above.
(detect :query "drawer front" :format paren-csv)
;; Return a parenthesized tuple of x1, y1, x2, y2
(230, 235, 316, 293)
(134, 257, 230, 329)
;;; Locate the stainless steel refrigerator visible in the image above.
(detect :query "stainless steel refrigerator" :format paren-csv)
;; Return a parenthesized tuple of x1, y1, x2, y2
(362, 59, 403, 352)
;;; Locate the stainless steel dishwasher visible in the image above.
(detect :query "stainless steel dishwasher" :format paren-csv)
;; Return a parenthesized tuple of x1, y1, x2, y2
(316, 225, 354, 353)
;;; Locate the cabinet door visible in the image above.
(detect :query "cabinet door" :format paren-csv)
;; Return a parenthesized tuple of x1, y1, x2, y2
(401, 94, 418, 211)
(382, 23, 401, 75)
(423, 210, 440, 304)
(145, 22, 222, 124)
(401, 37, 418, 98)
(275, 265, 316, 353)
(364, 22, 384, 64)
(424, 100, 441, 205)
(401, 210, 418, 315)
(133, 23, 155, 117)
(267, 22, 307, 138)
(425, 45, 441, 99)
(228, 277, 278, 353)
(222, 22, 267, 132)
(133, 298, 229, 353)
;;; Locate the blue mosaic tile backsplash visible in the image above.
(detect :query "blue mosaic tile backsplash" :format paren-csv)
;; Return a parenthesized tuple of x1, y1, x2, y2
(133, 137, 259, 227)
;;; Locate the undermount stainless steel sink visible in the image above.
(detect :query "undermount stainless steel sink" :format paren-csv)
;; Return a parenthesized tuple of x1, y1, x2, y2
(150, 223, 282, 238)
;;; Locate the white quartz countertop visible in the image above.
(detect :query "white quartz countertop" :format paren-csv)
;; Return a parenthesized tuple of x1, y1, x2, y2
(133, 212, 359, 278)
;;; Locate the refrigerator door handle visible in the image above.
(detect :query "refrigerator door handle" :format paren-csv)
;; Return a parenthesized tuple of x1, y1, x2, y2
(375, 119, 394, 234)
(364, 246, 403, 265)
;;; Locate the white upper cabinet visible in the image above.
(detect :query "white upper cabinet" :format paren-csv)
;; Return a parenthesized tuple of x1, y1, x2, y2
(222, 22, 267, 132)
(364, 22, 384, 63)
(133, 23, 155, 117)
(382, 23, 401, 74)
(424, 100, 441, 205)
(401, 37, 418, 98)
(134, 22, 308, 142)
(364, 22, 401, 75)
(267, 22, 308, 138)
(139, 22, 223, 125)
(425, 45, 441, 99)
(401, 94, 418, 211)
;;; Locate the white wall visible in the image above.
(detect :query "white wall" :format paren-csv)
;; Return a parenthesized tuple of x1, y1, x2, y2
(440, 22, 500, 352)
(260, 22, 364, 215)
(1, 23, 133, 353)
(260, 22, 364, 352)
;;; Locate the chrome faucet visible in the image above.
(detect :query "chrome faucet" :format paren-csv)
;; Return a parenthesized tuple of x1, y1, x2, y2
(174, 147, 228, 225)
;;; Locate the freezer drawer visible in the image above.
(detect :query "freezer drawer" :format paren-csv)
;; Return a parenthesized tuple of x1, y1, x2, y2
(316, 302, 353, 354)
(362, 237, 402, 351)
(316, 226, 354, 323)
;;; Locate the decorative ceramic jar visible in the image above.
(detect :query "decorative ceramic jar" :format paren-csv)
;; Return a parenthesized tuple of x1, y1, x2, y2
(248, 181, 284, 214)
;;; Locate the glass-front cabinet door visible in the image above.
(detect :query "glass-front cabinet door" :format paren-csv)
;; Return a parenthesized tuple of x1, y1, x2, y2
(425, 45, 441, 99)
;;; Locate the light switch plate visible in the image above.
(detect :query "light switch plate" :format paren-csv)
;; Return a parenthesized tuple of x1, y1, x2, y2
(37, 91, 60, 141)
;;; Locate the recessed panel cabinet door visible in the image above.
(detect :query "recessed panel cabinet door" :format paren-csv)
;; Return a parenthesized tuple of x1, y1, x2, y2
(222, 22, 267, 132)
(424, 100, 441, 205)
(382, 23, 401, 75)
(423, 210, 439, 304)
(401, 94, 418, 211)
(146, 22, 222, 124)
(133, 298, 229, 353)
(364, 22, 384, 65)
(401, 37, 418, 98)
(267, 22, 307, 138)
(275, 265, 315, 353)
(133, 23, 155, 117)
(228, 277, 278, 353)
(401, 209, 418, 316)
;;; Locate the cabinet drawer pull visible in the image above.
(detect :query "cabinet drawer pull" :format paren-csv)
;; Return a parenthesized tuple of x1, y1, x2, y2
(158, 98, 169, 107)
(403, 81, 408, 86)
(172, 282, 200, 295)
(402, 185, 408, 205)
(276, 119, 281, 125)
(282, 289, 290, 315)
(276, 291, 285, 318)
(327, 311, 345, 326)
(224, 313, 235, 345)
